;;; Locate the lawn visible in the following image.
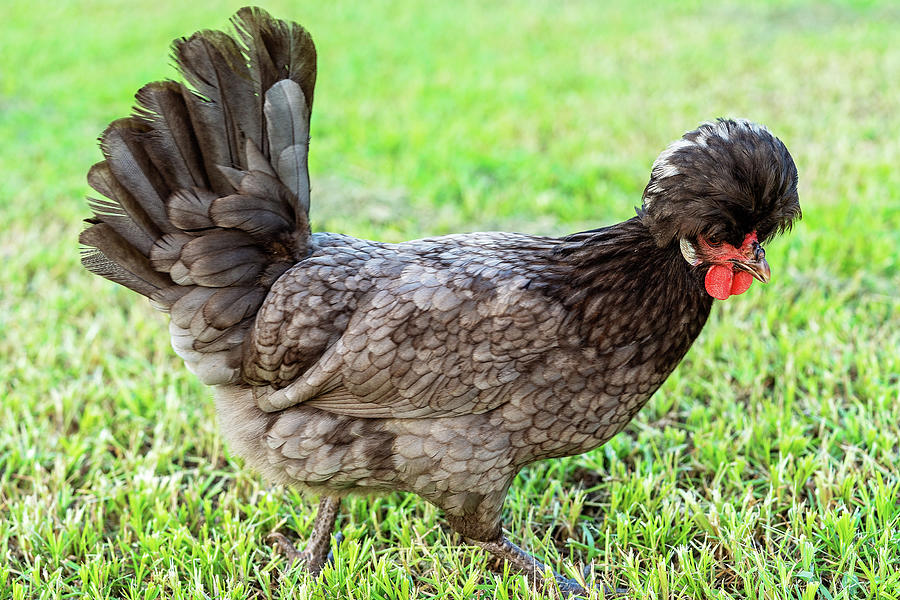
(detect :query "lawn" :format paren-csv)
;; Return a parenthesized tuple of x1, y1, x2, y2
(1, 1, 899, 598)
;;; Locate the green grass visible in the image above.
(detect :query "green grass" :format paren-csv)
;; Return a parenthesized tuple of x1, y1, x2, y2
(2, 0, 899, 598)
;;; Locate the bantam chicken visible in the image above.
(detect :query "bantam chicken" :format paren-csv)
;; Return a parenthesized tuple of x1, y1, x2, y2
(80, 7, 800, 595)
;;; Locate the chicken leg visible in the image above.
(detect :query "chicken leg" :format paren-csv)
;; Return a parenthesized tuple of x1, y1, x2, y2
(474, 535, 628, 598)
(269, 495, 342, 576)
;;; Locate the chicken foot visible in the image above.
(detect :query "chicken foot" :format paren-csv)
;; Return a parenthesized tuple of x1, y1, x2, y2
(473, 536, 627, 598)
(269, 495, 342, 576)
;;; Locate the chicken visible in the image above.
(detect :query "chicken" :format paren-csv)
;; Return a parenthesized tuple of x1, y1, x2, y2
(80, 7, 801, 595)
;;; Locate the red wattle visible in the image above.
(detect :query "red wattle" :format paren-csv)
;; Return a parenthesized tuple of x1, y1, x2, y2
(730, 270, 753, 296)
(705, 265, 734, 300)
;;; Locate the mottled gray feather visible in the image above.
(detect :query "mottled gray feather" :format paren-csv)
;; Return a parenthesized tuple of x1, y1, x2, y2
(264, 79, 310, 211)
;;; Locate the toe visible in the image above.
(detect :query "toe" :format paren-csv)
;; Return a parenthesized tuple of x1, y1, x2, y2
(268, 531, 304, 563)
(554, 574, 628, 598)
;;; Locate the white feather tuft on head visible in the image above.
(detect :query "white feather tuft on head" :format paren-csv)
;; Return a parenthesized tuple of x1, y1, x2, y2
(679, 238, 699, 265)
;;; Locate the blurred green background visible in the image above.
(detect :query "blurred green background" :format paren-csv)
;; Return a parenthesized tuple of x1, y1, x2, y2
(1, 1, 898, 598)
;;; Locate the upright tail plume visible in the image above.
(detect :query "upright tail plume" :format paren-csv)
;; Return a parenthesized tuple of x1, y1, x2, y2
(80, 7, 316, 385)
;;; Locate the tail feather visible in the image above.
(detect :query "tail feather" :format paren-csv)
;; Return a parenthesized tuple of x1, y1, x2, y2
(133, 82, 208, 190)
(264, 79, 311, 213)
(210, 172, 299, 238)
(174, 31, 259, 191)
(233, 6, 317, 108)
(80, 224, 172, 297)
(81, 7, 316, 385)
(166, 188, 217, 231)
(98, 120, 176, 234)
(87, 161, 161, 253)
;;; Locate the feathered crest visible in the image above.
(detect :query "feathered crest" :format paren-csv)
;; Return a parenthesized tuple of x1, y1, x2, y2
(637, 119, 801, 247)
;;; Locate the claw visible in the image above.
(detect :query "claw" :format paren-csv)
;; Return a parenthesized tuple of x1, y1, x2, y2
(473, 535, 627, 598)
(582, 562, 594, 584)
(573, 564, 627, 597)
(554, 573, 629, 598)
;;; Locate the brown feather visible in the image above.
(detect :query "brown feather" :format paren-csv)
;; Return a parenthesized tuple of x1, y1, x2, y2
(149, 233, 192, 271)
(87, 162, 161, 255)
(179, 230, 265, 287)
(80, 224, 172, 295)
(178, 89, 235, 196)
(208, 193, 293, 238)
(232, 6, 317, 113)
(173, 30, 260, 164)
(169, 287, 216, 329)
(166, 188, 216, 231)
(134, 81, 208, 191)
(98, 121, 175, 234)
(203, 286, 267, 329)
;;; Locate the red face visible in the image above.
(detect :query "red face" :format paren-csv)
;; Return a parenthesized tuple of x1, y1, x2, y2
(696, 231, 771, 300)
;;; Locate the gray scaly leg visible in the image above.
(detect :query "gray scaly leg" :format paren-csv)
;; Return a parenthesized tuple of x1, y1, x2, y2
(269, 495, 341, 576)
(473, 535, 628, 598)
